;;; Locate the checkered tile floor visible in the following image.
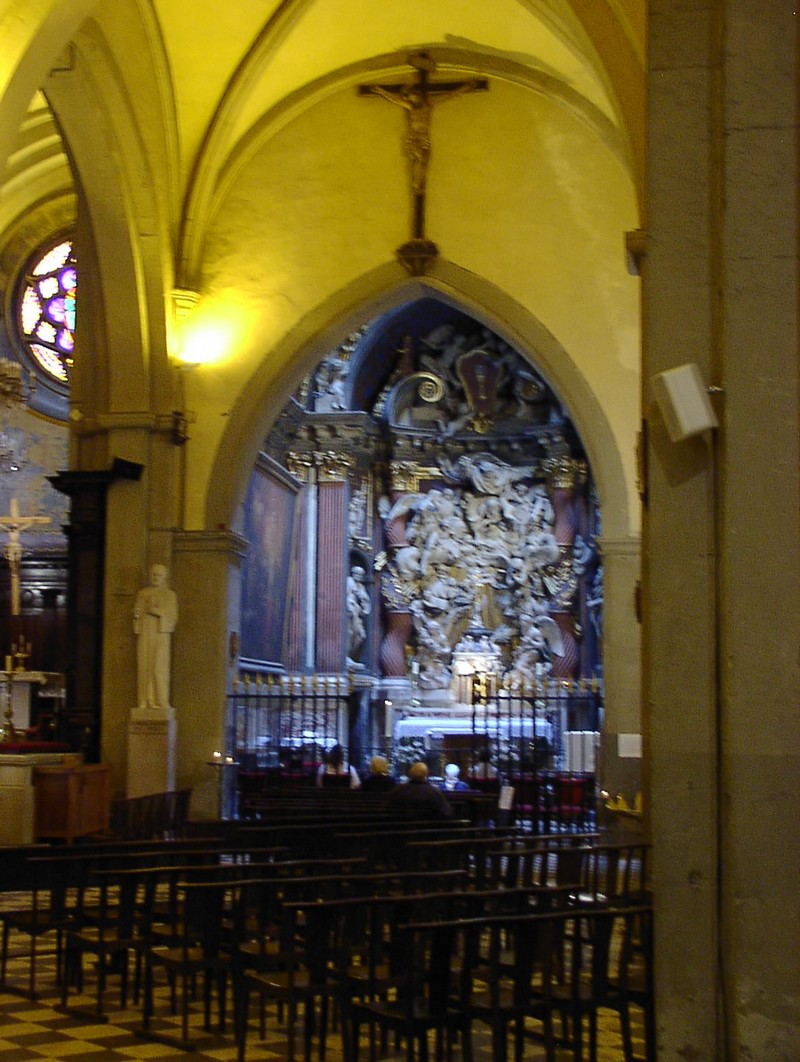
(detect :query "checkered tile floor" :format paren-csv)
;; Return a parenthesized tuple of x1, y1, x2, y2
(0, 900, 648, 1059)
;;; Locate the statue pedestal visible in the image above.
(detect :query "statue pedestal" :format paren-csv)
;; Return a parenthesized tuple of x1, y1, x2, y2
(127, 707, 176, 797)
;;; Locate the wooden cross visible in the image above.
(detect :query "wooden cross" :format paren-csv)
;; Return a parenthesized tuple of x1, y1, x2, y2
(359, 52, 488, 275)
(0, 498, 50, 616)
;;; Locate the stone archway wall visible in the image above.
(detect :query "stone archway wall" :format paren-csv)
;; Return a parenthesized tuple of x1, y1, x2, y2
(207, 267, 641, 800)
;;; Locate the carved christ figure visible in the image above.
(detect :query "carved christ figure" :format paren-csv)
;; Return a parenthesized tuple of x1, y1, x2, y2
(361, 78, 483, 197)
(0, 498, 50, 616)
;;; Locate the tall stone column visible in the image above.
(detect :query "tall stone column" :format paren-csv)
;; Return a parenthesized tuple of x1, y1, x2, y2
(171, 530, 247, 820)
(646, 2, 800, 1056)
(596, 535, 641, 805)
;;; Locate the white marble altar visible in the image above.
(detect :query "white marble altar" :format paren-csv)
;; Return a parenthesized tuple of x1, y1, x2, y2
(1, 671, 52, 735)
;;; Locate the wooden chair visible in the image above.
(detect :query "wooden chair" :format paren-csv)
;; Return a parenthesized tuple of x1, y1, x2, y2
(234, 886, 343, 1062)
(349, 915, 477, 1062)
(139, 878, 238, 1049)
(60, 865, 141, 1018)
(543, 905, 654, 1062)
(468, 911, 558, 1061)
(0, 856, 75, 998)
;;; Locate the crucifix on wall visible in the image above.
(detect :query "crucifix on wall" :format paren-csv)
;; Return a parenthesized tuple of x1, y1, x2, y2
(358, 51, 488, 275)
(0, 498, 50, 616)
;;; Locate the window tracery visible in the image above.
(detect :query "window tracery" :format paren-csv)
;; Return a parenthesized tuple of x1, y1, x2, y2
(17, 237, 75, 387)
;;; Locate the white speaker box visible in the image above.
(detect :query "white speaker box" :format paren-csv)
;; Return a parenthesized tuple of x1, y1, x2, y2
(651, 363, 719, 442)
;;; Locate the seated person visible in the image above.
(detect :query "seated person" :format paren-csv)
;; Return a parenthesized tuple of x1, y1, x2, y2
(468, 746, 498, 780)
(387, 761, 453, 819)
(360, 755, 397, 793)
(442, 763, 470, 792)
(316, 743, 361, 788)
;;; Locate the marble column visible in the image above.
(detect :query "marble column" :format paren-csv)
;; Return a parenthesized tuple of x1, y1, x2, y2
(314, 452, 352, 673)
(285, 454, 313, 672)
(378, 461, 417, 678)
(544, 457, 580, 682)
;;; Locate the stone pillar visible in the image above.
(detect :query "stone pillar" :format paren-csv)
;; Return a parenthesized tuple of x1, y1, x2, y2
(171, 530, 247, 820)
(314, 452, 352, 673)
(596, 535, 641, 805)
(646, 2, 800, 1055)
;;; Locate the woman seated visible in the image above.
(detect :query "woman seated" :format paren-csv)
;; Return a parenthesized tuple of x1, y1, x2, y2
(316, 743, 361, 789)
(468, 746, 498, 780)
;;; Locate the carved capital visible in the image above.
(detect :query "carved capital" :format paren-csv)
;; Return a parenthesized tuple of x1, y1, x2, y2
(286, 451, 314, 482)
(543, 455, 580, 490)
(389, 461, 419, 493)
(315, 451, 354, 482)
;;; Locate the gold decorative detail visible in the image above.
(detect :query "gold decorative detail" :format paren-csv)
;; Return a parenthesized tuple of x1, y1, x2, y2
(389, 460, 420, 493)
(0, 359, 27, 408)
(316, 451, 354, 481)
(287, 452, 314, 482)
(414, 372, 446, 403)
(543, 455, 578, 489)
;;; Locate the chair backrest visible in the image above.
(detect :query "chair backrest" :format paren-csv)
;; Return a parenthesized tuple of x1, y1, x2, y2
(177, 880, 234, 959)
(395, 917, 478, 1020)
(321, 772, 352, 789)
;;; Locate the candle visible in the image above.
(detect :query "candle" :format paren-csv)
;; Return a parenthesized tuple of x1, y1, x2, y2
(4, 655, 10, 672)
(212, 750, 222, 761)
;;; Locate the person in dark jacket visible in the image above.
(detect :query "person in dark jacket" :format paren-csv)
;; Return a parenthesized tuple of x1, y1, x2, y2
(387, 761, 453, 819)
(361, 755, 397, 793)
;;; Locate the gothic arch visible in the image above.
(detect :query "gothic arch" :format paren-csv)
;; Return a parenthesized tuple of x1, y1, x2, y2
(205, 259, 634, 544)
(41, 11, 179, 412)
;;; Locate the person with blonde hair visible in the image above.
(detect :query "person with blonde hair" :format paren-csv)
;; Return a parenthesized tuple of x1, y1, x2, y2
(361, 755, 397, 794)
(387, 761, 453, 819)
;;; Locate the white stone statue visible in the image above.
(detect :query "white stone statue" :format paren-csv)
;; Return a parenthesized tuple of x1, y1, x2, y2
(134, 563, 178, 710)
(347, 565, 371, 662)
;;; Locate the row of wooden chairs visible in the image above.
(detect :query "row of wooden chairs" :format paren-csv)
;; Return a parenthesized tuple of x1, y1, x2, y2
(108, 788, 192, 840)
(0, 821, 652, 1059)
(123, 863, 652, 1061)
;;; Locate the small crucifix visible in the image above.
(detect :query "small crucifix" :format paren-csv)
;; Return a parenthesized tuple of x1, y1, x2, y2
(0, 498, 50, 616)
(358, 51, 488, 275)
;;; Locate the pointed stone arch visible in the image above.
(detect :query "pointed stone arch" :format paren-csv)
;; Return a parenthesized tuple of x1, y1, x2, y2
(206, 260, 634, 544)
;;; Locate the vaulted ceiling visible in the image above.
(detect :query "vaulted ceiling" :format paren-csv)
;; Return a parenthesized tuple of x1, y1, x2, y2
(0, 1, 645, 254)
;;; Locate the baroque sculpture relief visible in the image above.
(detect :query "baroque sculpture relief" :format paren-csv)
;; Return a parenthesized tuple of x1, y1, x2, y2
(379, 452, 575, 696)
